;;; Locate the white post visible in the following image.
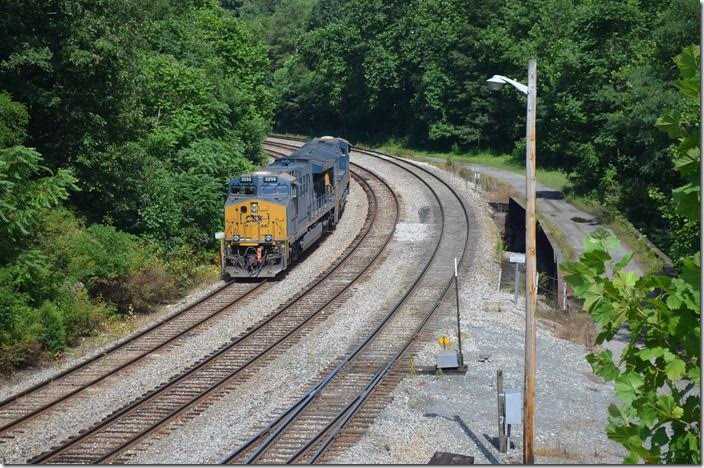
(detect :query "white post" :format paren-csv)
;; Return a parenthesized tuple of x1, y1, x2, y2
(523, 58, 538, 465)
(454, 258, 463, 366)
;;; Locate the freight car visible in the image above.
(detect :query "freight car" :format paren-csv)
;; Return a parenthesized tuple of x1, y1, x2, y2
(222, 137, 351, 278)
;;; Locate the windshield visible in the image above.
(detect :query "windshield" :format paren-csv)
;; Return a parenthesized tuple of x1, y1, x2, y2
(231, 185, 256, 195)
(260, 185, 289, 196)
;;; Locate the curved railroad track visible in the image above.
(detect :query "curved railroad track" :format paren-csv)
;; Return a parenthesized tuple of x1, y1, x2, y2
(0, 279, 268, 438)
(218, 137, 473, 464)
(29, 162, 399, 464)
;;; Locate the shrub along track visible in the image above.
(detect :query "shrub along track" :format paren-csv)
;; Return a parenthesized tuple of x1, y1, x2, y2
(218, 138, 473, 464)
(29, 163, 399, 464)
(0, 280, 268, 439)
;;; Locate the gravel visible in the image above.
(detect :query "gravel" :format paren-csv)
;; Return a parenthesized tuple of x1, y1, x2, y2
(0, 179, 369, 464)
(330, 158, 628, 464)
(124, 151, 444, 463)
(1, 149, 628, 465)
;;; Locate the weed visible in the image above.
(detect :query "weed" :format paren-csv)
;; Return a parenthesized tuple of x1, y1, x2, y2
(494, 238, 506, 264)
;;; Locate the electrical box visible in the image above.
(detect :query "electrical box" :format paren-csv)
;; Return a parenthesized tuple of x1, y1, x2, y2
(504, 388, 522, 424)
(436, 350, 460, 369)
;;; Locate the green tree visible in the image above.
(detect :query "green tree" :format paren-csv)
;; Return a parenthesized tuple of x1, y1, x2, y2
(0, 96, 77, 257)
(562, 45, 700, 464)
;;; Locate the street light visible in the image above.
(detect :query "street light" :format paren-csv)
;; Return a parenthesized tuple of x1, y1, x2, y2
(486, 74, 528, 94)
(487, 59, 538, 465)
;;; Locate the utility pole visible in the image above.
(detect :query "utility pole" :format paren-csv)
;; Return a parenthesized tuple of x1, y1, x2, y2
(486, 61, 539, 464)
(523, 58, 538, 465)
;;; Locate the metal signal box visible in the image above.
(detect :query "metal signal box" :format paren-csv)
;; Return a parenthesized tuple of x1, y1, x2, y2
(436, 350, 460, 369)
(504, 388, 522, 424)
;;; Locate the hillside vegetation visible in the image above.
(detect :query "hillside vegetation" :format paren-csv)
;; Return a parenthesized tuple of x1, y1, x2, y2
(0, 0, 272, 370)
(228, 1, 700, 462)
(231, 0, 698, 264)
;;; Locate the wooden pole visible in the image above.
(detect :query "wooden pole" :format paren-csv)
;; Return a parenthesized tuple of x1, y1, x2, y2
(497, 370, 507, 453)
(523, 58, 538, 465)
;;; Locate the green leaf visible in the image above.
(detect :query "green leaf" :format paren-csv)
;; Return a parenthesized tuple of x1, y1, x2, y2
(655, 110, 685, 139)
(662, 349, 676, 363)
(607, 403, 622, 419)
(581, 249, 610, 274)
(614, 270, 638, 290)
(587, 350, 620, 381)
(615, 372, 644, 405)
(656, 395, 684, 420)
(613, 253, 634, 273)
(673, 183, 700, 223)
(674, 45, 700, 81)
(681, 254, 700, 289)
(637, 347, 663, 361)
(665, 358, 686, 381)
(651, 426, 669, 448)
(666, 293, 683, 310)
(638, 403, 658, 425)
(673, 146, 700, 177)
(583, 229, 619, 254)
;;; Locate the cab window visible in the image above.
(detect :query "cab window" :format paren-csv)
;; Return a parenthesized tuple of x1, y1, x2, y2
(259, 185, 289, 196)
(231, 184, 256, 195)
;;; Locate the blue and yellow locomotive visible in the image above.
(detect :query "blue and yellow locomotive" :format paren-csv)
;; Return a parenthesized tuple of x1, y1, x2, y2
(223, 137, 351, 278)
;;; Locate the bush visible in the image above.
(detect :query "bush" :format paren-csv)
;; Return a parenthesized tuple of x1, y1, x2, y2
(39, 302, 66, 353)
(0, 207, 189, 372)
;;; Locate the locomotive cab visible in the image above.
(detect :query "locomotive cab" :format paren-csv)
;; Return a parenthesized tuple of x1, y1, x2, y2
(223, 137, 351, 279)
(224, 173, 292, 278)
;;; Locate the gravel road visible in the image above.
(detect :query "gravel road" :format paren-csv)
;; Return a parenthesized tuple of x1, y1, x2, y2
(421, 157, 643, 275)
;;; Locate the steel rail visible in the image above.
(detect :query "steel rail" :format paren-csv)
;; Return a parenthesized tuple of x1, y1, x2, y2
(222, 139, 470, 464)
(232, 137, 471, 464)
(303, 147, 472, 464)
(85, 168, 393, 464)
(30, 164, 397, 464)
(0, 278, 267, 436)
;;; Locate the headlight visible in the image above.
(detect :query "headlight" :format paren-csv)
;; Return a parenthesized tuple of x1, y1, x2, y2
(251, 202, 259, 213)
(233, 235, 241, 242)
(265, 234, 273, 242)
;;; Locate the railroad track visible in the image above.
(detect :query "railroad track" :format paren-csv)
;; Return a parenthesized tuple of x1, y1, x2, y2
(0, 280, 269, 440)
(219, 138, 473, 464)
(29, 164, 399, 464)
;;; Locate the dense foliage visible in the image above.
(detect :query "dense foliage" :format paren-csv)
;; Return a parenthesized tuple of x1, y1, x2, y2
(234, 0, 698, 261)
(0, 0, 272, 369)
(563, 47, 700, 463)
